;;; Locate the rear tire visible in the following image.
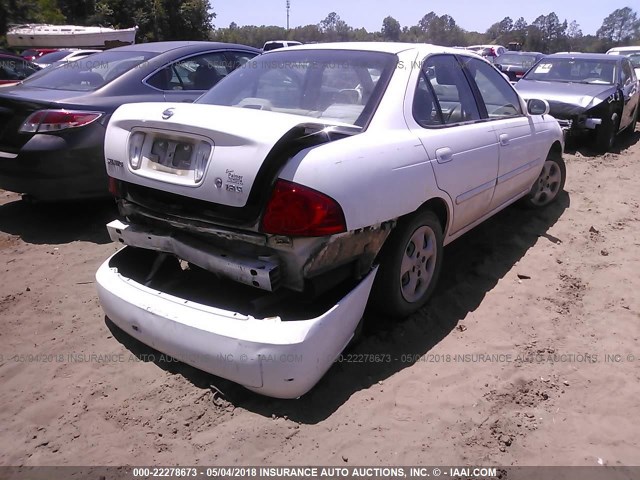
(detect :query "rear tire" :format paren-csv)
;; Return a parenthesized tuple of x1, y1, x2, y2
(370, 210, 444, 319)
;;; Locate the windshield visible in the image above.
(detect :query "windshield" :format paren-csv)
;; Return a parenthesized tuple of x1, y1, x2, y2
(498, 54, 539, 67)
(523, 58, 617, 84)
(23, 50, 159, 91)
(196, 49, 397, 128)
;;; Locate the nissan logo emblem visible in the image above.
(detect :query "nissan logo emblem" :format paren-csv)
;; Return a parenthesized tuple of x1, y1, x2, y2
(162, 108, 175, 120)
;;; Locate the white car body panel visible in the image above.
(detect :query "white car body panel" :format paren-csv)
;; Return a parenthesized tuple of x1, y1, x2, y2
(97, 248, 377, 399)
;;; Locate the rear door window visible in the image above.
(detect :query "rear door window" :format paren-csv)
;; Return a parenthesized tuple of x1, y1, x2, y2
(418, 54, 480, 125)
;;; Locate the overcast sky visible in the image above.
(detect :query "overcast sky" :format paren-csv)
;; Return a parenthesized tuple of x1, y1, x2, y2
(213, 0, 633, 34)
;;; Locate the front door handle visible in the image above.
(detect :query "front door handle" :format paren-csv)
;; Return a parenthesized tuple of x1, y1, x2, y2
(435, 147, 453, 163)
(499, 133, 510, 146)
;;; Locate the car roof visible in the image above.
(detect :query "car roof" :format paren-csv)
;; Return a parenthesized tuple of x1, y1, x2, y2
(466, 44, 504, 49)
(501, 51, 543, 55)
(107, 41, 259, 54)
(547, 52, 621, 61)
(607, 46, 640, 52)
(266, 41, 486, 57)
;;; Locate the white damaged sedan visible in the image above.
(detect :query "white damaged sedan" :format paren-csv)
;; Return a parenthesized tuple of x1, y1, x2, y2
(98, 43, 565, 398)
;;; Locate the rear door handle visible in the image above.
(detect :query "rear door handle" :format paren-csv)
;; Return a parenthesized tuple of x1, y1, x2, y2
(435, 147, 453, 163)
(499, 133, 510, 146)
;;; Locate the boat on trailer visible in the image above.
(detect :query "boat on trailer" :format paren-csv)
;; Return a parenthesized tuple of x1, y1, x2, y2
(7, 24, 137, 49)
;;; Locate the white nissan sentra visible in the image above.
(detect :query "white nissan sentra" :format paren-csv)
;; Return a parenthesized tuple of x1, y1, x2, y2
(97, 43, 565, 398)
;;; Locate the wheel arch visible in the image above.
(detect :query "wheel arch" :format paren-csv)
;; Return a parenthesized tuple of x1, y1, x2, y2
(416, 196, 450, 236)
(375, 195, 451, 260)
(549, 140, 563, 159)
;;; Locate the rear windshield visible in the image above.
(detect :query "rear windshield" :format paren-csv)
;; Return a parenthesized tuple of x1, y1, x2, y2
(523, 58, 617, 84)
(498, 54, 539, 68)
(263, 42, 285, 51)
(197, 49, 397, 128)
(23, 50, 158, 91)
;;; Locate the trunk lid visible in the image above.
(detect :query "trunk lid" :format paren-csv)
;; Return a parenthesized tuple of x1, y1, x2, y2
(0, 85, 93, 152)
(105, 102, 358, 209)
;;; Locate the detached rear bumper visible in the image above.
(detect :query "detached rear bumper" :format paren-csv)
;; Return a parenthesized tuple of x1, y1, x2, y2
(96, 247, 377, 399)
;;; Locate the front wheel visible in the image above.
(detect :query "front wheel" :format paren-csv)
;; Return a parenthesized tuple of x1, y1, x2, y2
(370, 210, 444, 318)
(595, 111, 619, 152)
(623, 104, 638, 136)
(521, 152, 566, 208)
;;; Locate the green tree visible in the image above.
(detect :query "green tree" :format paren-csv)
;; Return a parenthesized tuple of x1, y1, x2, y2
(418, 11, 464, 46)
(566, 20, 582, 50)
(596, 7, 639, 43)
(381, 15, 400, 41)
(318, 12, 352, 42)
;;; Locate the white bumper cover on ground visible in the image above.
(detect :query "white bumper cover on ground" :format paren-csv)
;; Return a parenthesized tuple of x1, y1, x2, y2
(96, 248, 377, 398)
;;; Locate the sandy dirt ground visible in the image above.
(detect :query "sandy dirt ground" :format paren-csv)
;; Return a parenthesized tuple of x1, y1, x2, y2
(0, 131, 639, 468)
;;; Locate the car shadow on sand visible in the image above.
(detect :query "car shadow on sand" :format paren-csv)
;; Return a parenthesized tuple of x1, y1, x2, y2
(0, 196, 116, 245)
(565, 129, 639, 157)
(106, 192, 570, 422)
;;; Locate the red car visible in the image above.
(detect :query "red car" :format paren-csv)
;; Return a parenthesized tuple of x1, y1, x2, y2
(0, 54, 41, 86)
(20, 48, 58, 61)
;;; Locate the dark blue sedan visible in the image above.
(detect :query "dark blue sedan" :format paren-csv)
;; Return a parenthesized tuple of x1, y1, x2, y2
(0, 42, 259, 201)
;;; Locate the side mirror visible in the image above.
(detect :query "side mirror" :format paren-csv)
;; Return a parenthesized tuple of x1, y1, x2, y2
(495, 63, 503, 71)
(527, 98, 550, 116)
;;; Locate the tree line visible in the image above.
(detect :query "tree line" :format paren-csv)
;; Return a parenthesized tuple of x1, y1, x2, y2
(216, 8, 640, 53)
(1, 1, 638, 54)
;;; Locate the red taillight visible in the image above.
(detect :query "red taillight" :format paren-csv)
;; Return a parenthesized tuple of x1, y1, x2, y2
(108, 177, 120, 197)
(261, 179, 346, 237)
(19, 109, 103, 133)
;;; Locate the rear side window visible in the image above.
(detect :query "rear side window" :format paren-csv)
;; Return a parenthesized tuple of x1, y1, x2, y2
(413, 73, 443, 126)
(23, 51, 157, 91)
(414, 54, 480, 126)
(461, 56, 523, 118)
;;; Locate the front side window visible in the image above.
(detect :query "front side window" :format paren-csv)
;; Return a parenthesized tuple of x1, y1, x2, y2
(621, 60, 634, 85)
(627, 53, 640, 69)
(416, 54, 480, 126)
(197, 49, 397, 128)
(461, 56, 523, 118)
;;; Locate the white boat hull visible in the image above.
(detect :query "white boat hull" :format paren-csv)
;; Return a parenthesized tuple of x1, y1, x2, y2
(7, 25, 137, 48)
